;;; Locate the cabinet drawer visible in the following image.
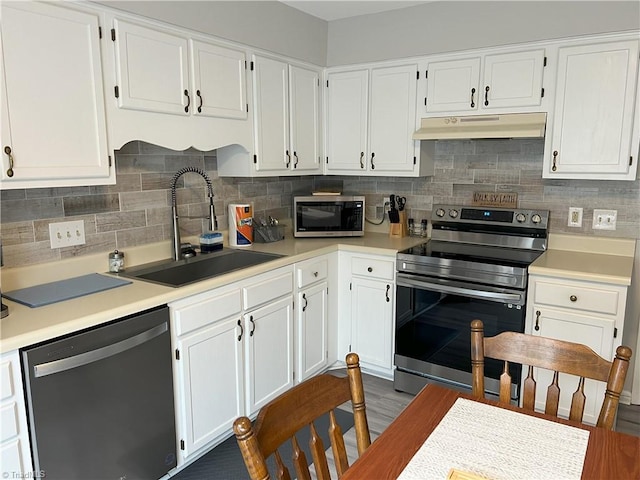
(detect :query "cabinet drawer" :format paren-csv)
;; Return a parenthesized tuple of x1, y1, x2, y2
(0, 402, 18, 442)
(174, 288, 242, 336)
(243, 271, 293, 311)
(296, 258, 328, 289)
(351, 256, 395, 281)
(0, 360, 14, 401)
(533, 280, 621, 316)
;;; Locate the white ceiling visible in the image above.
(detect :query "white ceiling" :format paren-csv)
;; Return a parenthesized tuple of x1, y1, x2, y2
(279, 1, 431, 21)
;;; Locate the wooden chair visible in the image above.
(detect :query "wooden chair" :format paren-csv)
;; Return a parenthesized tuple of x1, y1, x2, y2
(470, 319, 632, 430)
(233, 353, 371, 480)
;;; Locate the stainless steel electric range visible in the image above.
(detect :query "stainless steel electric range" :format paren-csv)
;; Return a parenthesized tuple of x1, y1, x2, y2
(394, 204, 550, 401)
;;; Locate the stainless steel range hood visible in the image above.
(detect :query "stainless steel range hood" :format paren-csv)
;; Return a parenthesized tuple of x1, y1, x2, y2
(413, 112, 547, 140)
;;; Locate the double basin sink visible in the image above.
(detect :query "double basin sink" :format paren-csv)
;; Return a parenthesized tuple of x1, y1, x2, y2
(118, 248, 283, 287)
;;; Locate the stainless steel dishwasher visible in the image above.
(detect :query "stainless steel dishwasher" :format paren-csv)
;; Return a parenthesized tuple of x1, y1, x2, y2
(21, 305, 177, 480)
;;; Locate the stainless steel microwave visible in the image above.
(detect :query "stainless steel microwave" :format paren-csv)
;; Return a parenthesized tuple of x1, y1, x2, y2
(293, 195, 365, 237)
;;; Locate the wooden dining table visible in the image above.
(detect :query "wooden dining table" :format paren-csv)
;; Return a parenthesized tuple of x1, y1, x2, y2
(342, 384, 640, 479)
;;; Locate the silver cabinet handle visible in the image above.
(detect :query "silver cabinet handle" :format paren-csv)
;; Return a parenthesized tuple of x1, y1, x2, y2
(359, 151, 364, 168)
(33, 323, 167, 377)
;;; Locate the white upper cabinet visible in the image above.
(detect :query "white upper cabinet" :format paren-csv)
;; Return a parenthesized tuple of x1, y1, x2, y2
(425, 49, 546, 114)
(544, 39, 639, 180)
(326, 64, 428, 176)
(105, 14, 252, 152)
(113, 19, 247, 119)
(289, 65, 321, 172)
(190, 40, 248, 119)
(250, 55, 321, 175)
(113, 19, 190, 115)
(325, 69, 369, 172)
(0, 2, 112, 189)
(252, 55, 289, 173)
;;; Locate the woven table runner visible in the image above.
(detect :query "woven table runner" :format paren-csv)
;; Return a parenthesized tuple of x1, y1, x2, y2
(398, 398, 590, 480)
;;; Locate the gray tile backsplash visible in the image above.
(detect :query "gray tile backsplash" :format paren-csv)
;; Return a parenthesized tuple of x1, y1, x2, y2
(1, 139, 638, 267)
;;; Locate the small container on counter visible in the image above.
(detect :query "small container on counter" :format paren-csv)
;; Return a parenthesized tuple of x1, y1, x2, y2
(108, 249, 125, 272)
(199, 231, 223, 253)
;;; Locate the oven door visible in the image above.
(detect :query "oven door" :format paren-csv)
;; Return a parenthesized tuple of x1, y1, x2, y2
(394, 273, 525, 400)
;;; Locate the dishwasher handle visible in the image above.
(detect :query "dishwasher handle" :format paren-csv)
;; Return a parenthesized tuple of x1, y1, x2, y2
(33, 322, 168, 378)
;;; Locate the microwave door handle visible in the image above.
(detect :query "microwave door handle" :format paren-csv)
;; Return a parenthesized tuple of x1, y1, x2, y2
(397, 274, 523, 304)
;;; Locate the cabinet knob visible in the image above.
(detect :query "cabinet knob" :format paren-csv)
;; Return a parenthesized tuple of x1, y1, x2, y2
(4, 146, 14, 177)
(313, 271, 318, 277)
(367, 267, 373, 273)
(569, 295, 577, 302)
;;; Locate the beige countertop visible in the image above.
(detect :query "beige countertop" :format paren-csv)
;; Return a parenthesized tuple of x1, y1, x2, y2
(0, 233, 425, 353)
(529, 233, 636, 286)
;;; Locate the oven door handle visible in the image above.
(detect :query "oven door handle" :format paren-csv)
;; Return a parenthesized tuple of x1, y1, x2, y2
(397, 273, 524, 304)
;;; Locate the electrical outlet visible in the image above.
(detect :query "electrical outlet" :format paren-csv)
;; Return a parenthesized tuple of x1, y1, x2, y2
(49, 220, 86, 248)
(592, 209, 617, 231)
(567, 207, 583, 227)
(382, 197, 390, 208)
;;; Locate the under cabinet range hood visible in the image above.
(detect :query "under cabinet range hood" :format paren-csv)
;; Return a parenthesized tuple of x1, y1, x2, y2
(413, 112, 547, 140)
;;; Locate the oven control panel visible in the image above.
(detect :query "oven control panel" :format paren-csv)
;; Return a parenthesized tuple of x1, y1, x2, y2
(433, 205, 549, 229)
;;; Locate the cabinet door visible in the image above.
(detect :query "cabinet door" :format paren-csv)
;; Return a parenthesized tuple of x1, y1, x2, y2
(297, 282, 328, 382)
(326, 70, 369, 172)
(113, 19, 190, 115)
(547, 40, 639, 178)
(426, 57, 481, 112)
(0, 351, 33, 475)
(351, 277, 394, 374)
(252, 55, 289, 173)
(0, 2, 110, 187)
(369, 65, 418, 173)
(482, 50, 545, 108)
(289, 65, 321, 173)
(190, 40, 247, 119)
(175, 316, 244, 458)
(245, 296, 294, 414)
(531, 307, 615, 425)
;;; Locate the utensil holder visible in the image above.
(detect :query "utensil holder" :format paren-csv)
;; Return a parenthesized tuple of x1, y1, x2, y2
(390, 211, 407, 238)
(254, 224, 285, 243)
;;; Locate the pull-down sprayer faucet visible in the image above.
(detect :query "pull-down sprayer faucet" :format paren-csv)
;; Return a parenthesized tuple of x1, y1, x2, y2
(170, 167, 217, 260)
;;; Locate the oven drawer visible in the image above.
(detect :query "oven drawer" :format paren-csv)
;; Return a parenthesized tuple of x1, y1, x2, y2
(351, 256, 394, 280)
(531, 278, 624, 316)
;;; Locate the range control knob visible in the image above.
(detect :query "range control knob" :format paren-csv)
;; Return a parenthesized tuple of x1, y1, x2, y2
(531, 214, 542, 224)
(435, 208, 446, 217)
(515, 213, 527, 223)
(449, 209, 459, 219)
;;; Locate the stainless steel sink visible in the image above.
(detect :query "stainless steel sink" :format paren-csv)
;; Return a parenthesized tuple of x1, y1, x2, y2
(118, 249, 283, 287)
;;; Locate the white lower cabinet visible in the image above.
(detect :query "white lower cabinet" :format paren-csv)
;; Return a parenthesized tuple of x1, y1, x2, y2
(346, 253, 396, 378)
(170, 266, 293, 463)
(0, 351, 33, 477)
(244, 295, 294, 413)
(525, 274, 628, 425)
(295, 257, 329, 382)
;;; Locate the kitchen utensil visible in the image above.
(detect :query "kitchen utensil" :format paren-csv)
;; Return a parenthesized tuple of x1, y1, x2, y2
(397, 196, 406, 211)
(389, 195, 399, 223)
